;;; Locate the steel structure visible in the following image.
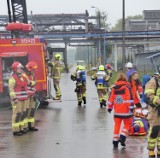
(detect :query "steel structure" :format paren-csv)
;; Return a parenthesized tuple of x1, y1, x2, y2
(7, 0, 28, 23)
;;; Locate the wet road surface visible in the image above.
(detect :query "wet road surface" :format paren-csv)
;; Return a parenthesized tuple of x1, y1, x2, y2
(0, 73, 149, 158)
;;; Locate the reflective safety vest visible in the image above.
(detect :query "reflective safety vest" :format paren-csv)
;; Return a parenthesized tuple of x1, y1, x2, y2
(76, 70, 86, 83)
(96, 71, 108, 89)
(96, 71, 106, 85)
(107, 81, 134, 118)
(26, 74, 36, 96)
(11, 74, 28, 101)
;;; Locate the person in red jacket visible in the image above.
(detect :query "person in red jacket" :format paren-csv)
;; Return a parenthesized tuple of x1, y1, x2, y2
(9, 62, 28, 136)
(24, 61, 39, 131)
(107, 72, 134, 148)
(128, 71, 142, 108)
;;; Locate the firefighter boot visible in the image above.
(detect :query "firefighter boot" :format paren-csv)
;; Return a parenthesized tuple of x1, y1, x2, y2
(82, 97, 86, 105)
(53, 96, 61, 100)
(100, 102, 103, 108)
(78, 101, 82, 106)
(119, 135, 126, 147)
(13, 131, 23, 136)
(148, 150, 155, 157)
(102, 99, 106, 107)
(29, 127, 39, 131)
(28, 122, 38, 131)
(113, 141, 119, 148)
(157, 150, 160, 157)
(20, 130, 27, 134)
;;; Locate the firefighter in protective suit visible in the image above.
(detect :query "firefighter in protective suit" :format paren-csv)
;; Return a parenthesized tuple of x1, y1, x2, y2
(91, 65, 110, 108)
(105, 64, 112, 80)
(71, 65, 86, 106)
(8, 62, 28, 136)
(23, 61, 38, 131)
(48, 53, 62, 100)
(144, 73, 160, 157)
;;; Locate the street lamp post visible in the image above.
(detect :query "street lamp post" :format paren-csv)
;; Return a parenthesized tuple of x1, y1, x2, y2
(91, 6, 101, 65)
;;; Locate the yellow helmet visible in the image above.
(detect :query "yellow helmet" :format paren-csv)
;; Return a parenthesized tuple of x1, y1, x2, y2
(98, 65, 104, 71)
(54, 53, 62, 60)
(77, 65, 83, 70)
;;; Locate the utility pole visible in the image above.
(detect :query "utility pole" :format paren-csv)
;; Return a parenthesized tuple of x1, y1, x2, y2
(98, 10, 101, 65)
(122, 0, 125, 72)
(91, 6, 101, 65)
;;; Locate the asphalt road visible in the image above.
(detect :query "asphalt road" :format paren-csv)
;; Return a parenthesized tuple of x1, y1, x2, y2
(0, 73, 149, 158)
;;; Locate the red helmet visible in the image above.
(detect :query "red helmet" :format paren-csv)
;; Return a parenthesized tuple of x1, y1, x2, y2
(106, 64, 111, 69)
(26, 61, 37, 71)
(11, 62, 23, 72)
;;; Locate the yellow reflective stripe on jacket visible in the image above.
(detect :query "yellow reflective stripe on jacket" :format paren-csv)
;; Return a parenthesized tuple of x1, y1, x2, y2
(153, 96, 159, 105)
(28, 118, 35, 123)
(8, 77, 16, 98)
(30, 81, 36, 86)
(145, 89, 155, 94)
(19, 121, 24, 126)
(12, 122, 19, 128)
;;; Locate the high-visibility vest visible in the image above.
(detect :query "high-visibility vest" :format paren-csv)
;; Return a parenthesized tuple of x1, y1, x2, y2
(11, 74, 28, 101)
(26, 74, 36, 96)
(76, 70, 86, 83)
(96, 71, 106, 85)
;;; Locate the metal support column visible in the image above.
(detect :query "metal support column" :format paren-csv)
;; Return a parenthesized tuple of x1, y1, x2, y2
(64, 43, 68, 73)
(103, 36, 106, 65)
(122, 0, 125, 72)
(114, 44, 118, 72)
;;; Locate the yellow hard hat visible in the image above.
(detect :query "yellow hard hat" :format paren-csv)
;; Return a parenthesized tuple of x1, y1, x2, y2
(54, 53, 62, 60)
(77, 65, 83, 70)
(98, 65, 104, 71)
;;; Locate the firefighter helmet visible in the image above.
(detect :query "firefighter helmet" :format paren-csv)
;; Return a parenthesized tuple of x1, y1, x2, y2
(26, 61, 38, 71)
(154, 72, 160, 76)
(54, 53, 62, 60)
(98, 65, 104, 71)
(77, 65, 83, 70)
(11, 62, 23, 72)
(126, 62, 133, 68)
(106, 64, 111, 69)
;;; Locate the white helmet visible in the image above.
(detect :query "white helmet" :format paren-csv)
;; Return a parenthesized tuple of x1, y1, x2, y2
(126, 62, 133, 68)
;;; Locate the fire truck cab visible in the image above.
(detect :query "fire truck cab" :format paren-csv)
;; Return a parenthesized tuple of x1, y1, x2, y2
(0, 37, 50, 106)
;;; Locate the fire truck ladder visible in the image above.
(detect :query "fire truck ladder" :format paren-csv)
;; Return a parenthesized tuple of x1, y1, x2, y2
(7, 0, 28, 23)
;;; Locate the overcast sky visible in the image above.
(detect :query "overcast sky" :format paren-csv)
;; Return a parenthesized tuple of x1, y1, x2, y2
(0, 0, 160, 26)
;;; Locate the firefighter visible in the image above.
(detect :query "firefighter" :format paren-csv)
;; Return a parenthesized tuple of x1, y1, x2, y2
(24, 61, 38, 131)
(8, 62, 28, 136)
(105, 64, 112, 80)
(107, 72, 134, 148)
(144, 73, 160, 157)
(48, 53, 63, 100)
(71, 65, 86, 106)
(91, 65, 110, 108)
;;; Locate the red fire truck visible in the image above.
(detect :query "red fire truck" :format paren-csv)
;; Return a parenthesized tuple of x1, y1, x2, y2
(0, 37, 50, 106)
